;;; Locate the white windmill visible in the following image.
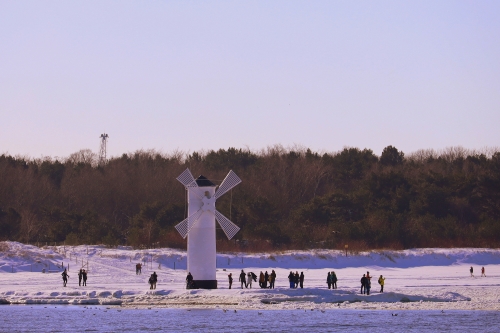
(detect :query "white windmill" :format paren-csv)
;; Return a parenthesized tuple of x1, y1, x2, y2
(174, 168, 241, 289)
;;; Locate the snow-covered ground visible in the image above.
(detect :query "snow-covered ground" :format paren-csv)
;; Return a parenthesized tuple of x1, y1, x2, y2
(1, 241, 499, 310)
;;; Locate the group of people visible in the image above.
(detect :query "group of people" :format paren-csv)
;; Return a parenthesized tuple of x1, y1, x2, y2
(326, 271, 338, 289)
(258, 270, 276, 288)
(287, 271, 305, 288)
(238, 270, 257, 288)
(61, 268, 88, 287)
(470, 266, 487, 277)
(78, 269, 88, 286)
(360, 271, 385, 295)
(228, 270, 277, 289)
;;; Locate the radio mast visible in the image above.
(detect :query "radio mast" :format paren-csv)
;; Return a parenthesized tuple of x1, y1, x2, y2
(98, 133, 109, 167)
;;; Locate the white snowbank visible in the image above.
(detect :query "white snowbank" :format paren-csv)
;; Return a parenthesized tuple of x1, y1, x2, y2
(1, 241, 499, 310)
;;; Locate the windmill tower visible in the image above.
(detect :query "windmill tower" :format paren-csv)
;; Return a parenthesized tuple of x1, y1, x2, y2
(175, 168, 241, 289)
(98, 133, 109, 167)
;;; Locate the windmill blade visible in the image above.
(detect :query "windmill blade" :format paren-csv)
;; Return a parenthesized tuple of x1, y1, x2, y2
(214, 170, 241, 200)
(185, 209, 205, 235)
(174, 219, 189, 239)
(176, 168, 198, 188)
(214, 210, 240, 240)
(174, 209, 204, 238)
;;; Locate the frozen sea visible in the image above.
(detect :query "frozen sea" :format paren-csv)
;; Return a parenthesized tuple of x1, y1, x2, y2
(1, 306, 499, 332)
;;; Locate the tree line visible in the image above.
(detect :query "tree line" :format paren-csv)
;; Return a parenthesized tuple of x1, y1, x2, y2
(1, 145, 499, 251)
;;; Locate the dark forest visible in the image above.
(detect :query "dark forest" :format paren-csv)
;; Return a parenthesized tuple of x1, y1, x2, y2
(1, 145, 499, 251)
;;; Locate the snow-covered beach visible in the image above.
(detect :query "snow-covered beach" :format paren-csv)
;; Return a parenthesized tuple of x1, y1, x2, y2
(1, 242, 499, 311)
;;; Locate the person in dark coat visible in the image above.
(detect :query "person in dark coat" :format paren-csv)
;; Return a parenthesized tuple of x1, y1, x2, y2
(299, 272, 304, 289)
(239, 270, 247, 289)
(294, 271, 299, 288)
(151, 271, 158, 289)
(327, 272, 332, 289)
(470, 266, 474, 277)
(366, 271, 372, 295)
(331, 271, 338, 289)
(82, 269, 87, 286)
(259, 271, 265, 288)
(288, 271, 295, 288)
(78, 269, 83, 286)
(228, 273, 233, 289)
(361, 274, 367, 294)
(269, 270, 276, 289)
(186, 272, 194, 289)
(61, 269, 69, 287)
(264, 271, 269, 288)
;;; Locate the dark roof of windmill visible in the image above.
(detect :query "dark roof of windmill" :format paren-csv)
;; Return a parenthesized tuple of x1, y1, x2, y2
(196, 175, 215, 187)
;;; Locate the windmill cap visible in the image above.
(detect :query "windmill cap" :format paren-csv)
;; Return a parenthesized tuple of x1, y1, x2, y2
(195, 175, 216, 187)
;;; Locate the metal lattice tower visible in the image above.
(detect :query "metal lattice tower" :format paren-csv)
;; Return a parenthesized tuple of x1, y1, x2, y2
(98, 133, 109, 166)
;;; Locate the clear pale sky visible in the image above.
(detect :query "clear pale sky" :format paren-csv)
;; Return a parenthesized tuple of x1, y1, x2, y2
(1, 1, 499, 158)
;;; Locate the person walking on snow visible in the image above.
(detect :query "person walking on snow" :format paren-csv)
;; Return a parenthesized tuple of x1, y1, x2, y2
(299, 272, 304, 289)
(259, 271, 265, 288)
(481, 267, 486, 277)
(78, 269, 83, 286)
(228, 273, 233, 289)
(247, 271, 253, 288)
(269, 270, 276, 289)
(82, 269, 87, 286)
(365, 271, 372, 295)
(239, 270, 247, 289)
(361, 274, 367, 294)
(151, 271, 157, 289)
(378, 275, 385, 293)
(288, 271, 295, 288)
(331, 271, 338, 289)
(327, 272, 332, 289)
(186, 272, 194, 289)
(61, 269, 70, 287)
(470, 266, 474, 277)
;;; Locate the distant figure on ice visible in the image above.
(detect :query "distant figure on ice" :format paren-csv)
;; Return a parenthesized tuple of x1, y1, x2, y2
(136, 263, 142, 275)
(360, 274, 367, 294)
(61, 269, 69, 287)
(78, 269, 83, 286)
(82, 269, 87, 286)
(228, 273, 233, 289)
(378, 275, 385, 293)
(331, 271, 338, 289)
(239, 270, 247, 289)
(366, 271, 372, 295)
(259, 271, 265, 288)
(299, 272, 304, 289)
(151, 272, 158, 289)
(294, 271, 299, 288)
(247, 271, 255, 288)
(269, 270, 276, 289)
(481, 267, 486, 277)
(327, 272, 332, 289)
(264, 271, 269, 288)
(288, 271, 293, 288)
(470, 266, 474, 277)
(186, 272, 194, 289)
